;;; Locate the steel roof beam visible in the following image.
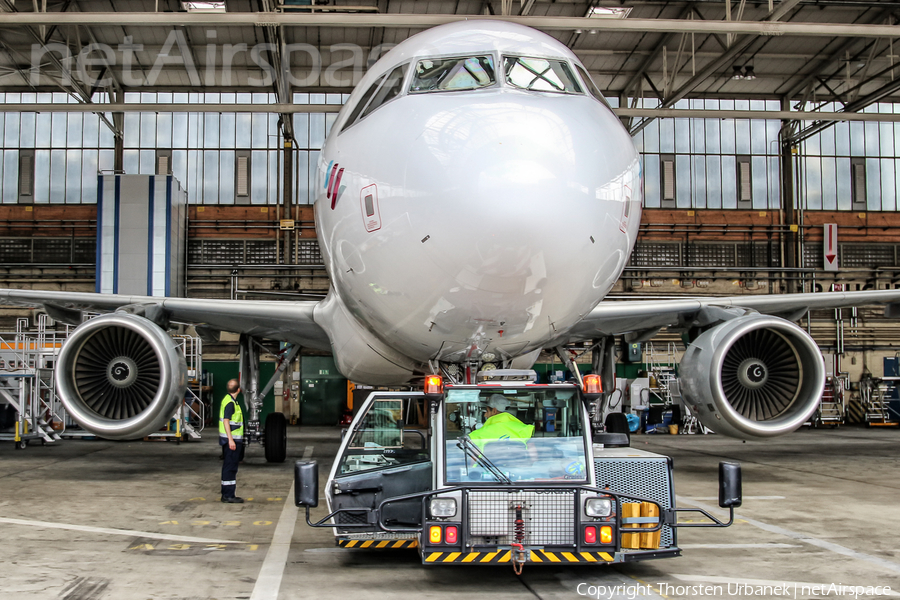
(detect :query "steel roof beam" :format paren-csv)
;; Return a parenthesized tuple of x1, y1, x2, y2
(790, 75, 900, 142)
(257, 24, 296, 141)
(779, 7, 894, 100)
(0, 0, 122, 137)
(619, 4, 693, 100)
(629, 0, 804, 134)
(0, 13, 898, 37)
(6, 102, 900, 123)
(0, 42, 869, 64)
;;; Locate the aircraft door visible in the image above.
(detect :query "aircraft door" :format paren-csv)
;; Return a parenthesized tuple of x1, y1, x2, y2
(331, 393, 431, 532)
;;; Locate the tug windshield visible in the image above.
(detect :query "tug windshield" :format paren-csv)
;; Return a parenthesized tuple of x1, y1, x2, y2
(443, 387, 588, 484)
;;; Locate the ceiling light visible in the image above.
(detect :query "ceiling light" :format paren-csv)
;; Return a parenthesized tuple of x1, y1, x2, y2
(587, 6, 632, 19)
(182, 1, 226, 12)
(732, 66, 744, 80)
(743, 65, 756, 80)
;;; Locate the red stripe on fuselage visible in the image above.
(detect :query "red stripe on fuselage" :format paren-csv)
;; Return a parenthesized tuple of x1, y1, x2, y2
(331, 168, 345, 210)
(326, 163, 339, 203)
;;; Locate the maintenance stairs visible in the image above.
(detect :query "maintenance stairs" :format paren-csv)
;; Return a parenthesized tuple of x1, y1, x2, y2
(145, 334, 205, 442)
(645, 342, 701, 434)
(646, 341, 711, 434)
(646, 342, 677, 405)
(0, 316, 67, 448)
(813, 377, 846, 428)
(861, 378, 900, 427)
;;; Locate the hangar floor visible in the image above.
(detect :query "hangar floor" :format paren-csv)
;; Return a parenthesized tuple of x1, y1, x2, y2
(1, 427, 898, 600)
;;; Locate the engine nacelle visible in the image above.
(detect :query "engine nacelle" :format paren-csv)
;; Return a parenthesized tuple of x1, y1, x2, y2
(56, 313, 187, 440)
(679, 314, 825, 440)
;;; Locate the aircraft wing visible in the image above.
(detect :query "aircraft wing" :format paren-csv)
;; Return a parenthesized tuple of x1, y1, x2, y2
(566, 289, 900, 341)
(0, 288, 331, 351)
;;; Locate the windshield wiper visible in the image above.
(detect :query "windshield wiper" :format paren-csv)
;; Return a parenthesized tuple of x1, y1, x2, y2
(457, 435, 511, 484)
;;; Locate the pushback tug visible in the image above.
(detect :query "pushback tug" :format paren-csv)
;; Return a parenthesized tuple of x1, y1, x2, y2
(295, 371, 741, 571)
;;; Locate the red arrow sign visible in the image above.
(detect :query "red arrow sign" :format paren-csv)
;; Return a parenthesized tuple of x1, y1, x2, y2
(824, 224, 838, 270)
(825, 230, 836, 262)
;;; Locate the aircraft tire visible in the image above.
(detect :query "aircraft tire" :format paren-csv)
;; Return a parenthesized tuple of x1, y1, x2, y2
(264, 413, 287, 463)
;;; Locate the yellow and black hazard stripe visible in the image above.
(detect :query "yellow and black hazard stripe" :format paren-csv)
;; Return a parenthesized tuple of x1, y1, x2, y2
(847, 396, 864, 424)
(423, 549, 615, 564)
(337, 538, 418, 549)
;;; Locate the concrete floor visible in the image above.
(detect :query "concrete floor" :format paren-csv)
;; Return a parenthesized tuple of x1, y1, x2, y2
(1, 426, 898, 600)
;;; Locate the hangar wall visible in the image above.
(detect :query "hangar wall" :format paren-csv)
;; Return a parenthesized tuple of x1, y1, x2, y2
(3, 97, 900, 394)
(2, 94, 900, 212)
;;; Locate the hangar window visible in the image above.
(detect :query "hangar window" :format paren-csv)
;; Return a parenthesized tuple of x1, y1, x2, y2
(737, 156, 752, 208)
(235, 150, 251, 203)
(360, 64, 408, 120)
(851, 158, 866, 210)
(661, 154, 676, 207)
(574, 64, 612, 109)
(156, 150, 172, 175)
(410, 56, 496, 93)
(18, 149, 34, 202)
(236, 156, 248, 196)
(503, 56, 582, 94)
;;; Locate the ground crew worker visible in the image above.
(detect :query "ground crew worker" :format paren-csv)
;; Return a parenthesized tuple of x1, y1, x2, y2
(219, 378, 245, 503)
(469, 394, 536, 468)
(470, 394, 534, 441)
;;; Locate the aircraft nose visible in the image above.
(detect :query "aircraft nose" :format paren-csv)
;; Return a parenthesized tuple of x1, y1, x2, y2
(404, 96, 639, 341)
(413, 101, 576, 221)
(406, 95, 637, 244)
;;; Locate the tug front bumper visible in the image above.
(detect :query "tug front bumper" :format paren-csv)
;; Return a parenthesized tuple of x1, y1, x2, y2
(421, 547, 682, 565)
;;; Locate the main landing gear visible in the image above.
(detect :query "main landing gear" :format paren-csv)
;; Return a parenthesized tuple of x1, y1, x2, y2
(238, 334, 298, 463)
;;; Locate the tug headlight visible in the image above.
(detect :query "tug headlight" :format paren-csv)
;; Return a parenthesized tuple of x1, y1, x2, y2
(430, 498, 457, 518)
(585, 497, 613, 518)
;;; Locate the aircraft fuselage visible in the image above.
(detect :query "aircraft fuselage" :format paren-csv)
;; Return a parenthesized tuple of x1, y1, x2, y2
(312, 21, 642, 383)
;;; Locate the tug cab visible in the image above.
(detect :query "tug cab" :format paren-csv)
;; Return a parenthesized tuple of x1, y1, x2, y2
(295, 371, 740, 569)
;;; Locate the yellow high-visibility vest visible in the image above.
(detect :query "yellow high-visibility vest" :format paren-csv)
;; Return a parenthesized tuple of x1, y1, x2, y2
(469, 412, 534, 442)
(219, 394, 244, 441)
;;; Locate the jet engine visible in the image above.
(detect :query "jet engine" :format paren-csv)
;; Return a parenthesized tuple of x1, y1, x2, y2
(678, 314, 825, 440)
(56, 313, 187, 440)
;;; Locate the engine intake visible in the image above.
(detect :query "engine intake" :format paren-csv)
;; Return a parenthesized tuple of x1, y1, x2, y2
(56, 313, 187, 440)
(679, 314, 825, 440)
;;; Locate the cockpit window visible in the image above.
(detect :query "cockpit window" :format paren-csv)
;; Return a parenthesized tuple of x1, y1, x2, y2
(341, 64, 408, 133)
(503, 56, 582, 94)
(410, 56, 496, 93)
(360, 63, 408, 119)
(341, 74, 384, 133)
(574, 64, 612, 109)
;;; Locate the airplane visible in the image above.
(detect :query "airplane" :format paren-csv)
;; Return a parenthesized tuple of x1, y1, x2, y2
(3, 20, 900, 457)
